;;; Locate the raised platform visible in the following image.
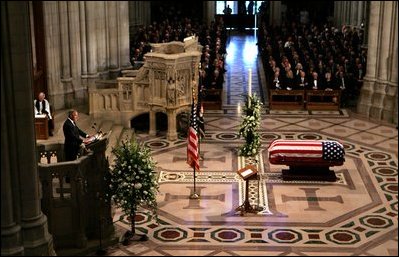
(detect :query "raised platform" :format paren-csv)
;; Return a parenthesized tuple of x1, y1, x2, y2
(282, 166, 337, 182)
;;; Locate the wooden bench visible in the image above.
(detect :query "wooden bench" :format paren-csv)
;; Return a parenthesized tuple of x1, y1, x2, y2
(268, 139, 345, 181)
(269, 89, 305, 110)
(306, 90, 341, 110)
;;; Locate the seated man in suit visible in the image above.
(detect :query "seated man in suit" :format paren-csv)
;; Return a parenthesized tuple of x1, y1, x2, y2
(295, 70, 308, 90)
(309, 71, 323, 90)
(34, 92, 54, 136)
(63, 110, 91, 161)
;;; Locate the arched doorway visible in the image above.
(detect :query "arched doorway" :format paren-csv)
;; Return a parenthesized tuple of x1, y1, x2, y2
(130, 112, 168, 135)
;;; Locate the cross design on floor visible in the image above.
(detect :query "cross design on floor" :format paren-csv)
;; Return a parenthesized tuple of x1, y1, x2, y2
(161, 186, 225, 209)
(281, 187, 343, 211)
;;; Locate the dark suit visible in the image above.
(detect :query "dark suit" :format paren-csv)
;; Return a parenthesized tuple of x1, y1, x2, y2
(63, 118, 88, 161)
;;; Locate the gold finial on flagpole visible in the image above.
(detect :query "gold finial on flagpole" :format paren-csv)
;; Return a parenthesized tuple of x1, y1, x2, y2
(192, 81, 198, 104)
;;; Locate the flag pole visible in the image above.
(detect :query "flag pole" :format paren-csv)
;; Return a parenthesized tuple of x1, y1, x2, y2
(190, 83, 200, 199)
(190, 166, 199, 199)
(198, 63, 203, 161)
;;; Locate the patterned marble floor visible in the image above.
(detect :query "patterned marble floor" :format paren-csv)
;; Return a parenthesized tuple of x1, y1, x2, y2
(93, 33, 398, 256)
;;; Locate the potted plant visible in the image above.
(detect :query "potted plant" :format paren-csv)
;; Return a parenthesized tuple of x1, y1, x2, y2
(238, 93, 262, 157)
(106, 136, 159, 245)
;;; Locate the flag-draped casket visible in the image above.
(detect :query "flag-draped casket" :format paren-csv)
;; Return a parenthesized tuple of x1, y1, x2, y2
(268, 139, 345, 167)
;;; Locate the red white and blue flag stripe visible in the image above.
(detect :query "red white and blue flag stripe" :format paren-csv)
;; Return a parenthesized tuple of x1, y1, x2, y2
(187, 101, 200, 171)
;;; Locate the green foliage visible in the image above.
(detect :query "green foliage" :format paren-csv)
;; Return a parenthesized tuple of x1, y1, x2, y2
(238, 93, 262, 157)
(106, 136, 159, 222)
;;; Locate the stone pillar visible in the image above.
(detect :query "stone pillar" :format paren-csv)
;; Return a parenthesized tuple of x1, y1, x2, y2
(129, 1, 150, 28)
(350, 1, 358, 26)
(167, 109, 178, 141)
(108, 1, 119, 78)
(204, 1, 215, 27)
(68, 1, 85, 103)
(96, 1, 108, 79)
(59, 2, 73, 107)
(43, 1, 63, 109)
(334, 2, 340, 26)
(59, 2, 71, 81)
(357, 1, 398, 124)
(1, 2, 54, 255)
(390, 9, 398, 124)
(340, 2, 346, 26)
(269, 1, 282, 27)
(357, 1, 365, 27)
(339, 1, 346, 25)
(346, 1, 352, 25)
(149, 109, 156, 136)
(118, 1, 131, 69)
(85, 1, 99, 89)
(79, 2, 87, 76)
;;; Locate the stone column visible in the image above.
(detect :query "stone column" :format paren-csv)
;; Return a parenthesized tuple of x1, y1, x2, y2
(334, 2, 340, 26)
(118, 1, 131, 69)
(357, 1, 365, 27)
(43, 2, 63, 109)
(149, 109, 156, 136)
(68, 1, 85, 104)
(59, 1, 74, 107)
(96, 1, 108, 79)
(340, 2, 346, 26)
(204, 1, 215, 27)
(390, 8, 398, 124)
(108, 1, 119, 78)
(167, 109, 178, 141)
(85, 1, 99, 89)
(1, 2, 54, 255)
(269, 1, 282, 27)
(79, 2, 87, 81)
(357, 1, 398, 124)
(350, 1, 358, 26)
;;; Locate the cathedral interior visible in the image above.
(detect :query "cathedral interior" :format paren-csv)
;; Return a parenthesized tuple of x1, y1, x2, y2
(1, 1, 397, 256)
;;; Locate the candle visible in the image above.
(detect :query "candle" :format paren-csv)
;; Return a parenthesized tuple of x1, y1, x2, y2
(248, 69, 252, 97)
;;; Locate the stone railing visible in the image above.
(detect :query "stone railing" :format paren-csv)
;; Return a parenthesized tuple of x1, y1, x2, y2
(88, 38, 202, 140)
(37, 137, 115, 251)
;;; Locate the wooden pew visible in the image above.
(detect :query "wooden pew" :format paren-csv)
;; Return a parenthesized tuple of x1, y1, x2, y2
(306, 90, 341, 110)
(269, 89, 305, 110)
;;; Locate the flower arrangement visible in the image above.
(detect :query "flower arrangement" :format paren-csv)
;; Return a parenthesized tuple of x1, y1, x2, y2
(105, 136, 159, 242)
(238, 93, 262, 157)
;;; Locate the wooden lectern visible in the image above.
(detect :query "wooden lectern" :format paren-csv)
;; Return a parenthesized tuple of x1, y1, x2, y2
(35, 114, 49, 140)
(235, 164, 260, 216)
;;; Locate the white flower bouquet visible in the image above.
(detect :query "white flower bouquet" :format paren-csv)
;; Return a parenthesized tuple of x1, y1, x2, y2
(238, 93, 262, 157)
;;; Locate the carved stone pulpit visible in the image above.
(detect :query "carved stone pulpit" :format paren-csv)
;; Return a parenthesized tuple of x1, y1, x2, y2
(89, 37, 202, 141)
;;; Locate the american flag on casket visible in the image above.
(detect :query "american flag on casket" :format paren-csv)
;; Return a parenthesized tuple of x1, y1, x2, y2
(268, 139, 345, 166)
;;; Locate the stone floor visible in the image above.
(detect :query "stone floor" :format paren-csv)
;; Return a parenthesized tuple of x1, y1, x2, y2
(42, 31, 398, 256)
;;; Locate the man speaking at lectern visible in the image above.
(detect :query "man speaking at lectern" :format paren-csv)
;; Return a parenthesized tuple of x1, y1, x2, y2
(63, 110, 90, 161)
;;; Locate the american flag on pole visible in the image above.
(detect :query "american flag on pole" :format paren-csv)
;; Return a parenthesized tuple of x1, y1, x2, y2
(187, 101, 200, 171)
(268, 140, 345, 166)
